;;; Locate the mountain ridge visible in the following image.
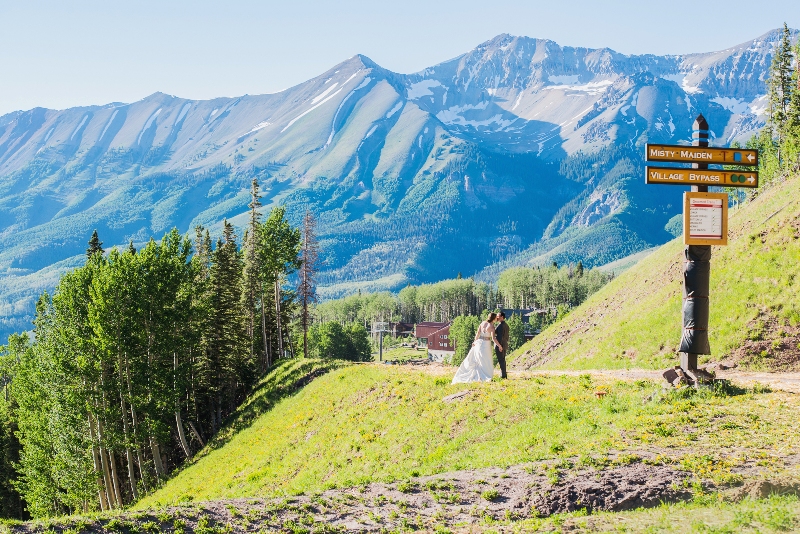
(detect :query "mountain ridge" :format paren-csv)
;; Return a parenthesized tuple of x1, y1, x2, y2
(0, 29, 794, 342)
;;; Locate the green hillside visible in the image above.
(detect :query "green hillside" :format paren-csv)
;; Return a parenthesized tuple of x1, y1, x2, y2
(136, 358, 800, 510)
(512, 173, 800, 371)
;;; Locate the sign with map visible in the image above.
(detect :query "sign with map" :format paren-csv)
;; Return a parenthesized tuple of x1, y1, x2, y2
(683, 192, 728, 246)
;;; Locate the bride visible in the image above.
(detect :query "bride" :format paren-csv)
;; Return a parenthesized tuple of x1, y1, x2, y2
(452, 312, 503, 383)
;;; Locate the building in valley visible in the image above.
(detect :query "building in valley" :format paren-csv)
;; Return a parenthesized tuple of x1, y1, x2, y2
(415, 321, 454, 362)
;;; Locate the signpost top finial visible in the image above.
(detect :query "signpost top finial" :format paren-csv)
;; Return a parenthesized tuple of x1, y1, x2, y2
(693, 114, 708, 131)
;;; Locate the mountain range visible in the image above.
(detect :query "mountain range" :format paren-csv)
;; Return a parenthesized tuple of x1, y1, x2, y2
(0, 28, 792, 342)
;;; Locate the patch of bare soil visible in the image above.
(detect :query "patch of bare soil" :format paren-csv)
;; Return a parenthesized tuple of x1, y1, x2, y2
(9, 463, 695, 533)
(723, 314, 800, 372)
(531, 463, 691, 516)
(725, 478, 800, 502)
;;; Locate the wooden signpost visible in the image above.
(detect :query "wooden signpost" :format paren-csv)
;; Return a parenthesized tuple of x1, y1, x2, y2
(644, 115, 759, 381)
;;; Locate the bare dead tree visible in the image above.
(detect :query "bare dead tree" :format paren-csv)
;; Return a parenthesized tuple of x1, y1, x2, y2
(298, 209, 320, 358)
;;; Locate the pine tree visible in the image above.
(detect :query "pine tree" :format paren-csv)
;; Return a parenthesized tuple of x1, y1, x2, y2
(259, 207, 301, 365)
(86, 230, 104, 259)
(0, 335, 27, 520)
(241, 179, 263, 370)
(298, 210, 320, 358)
(767, 23, 795, 157)
(785, 38, 800, 167)
(208, 221, 247, 420)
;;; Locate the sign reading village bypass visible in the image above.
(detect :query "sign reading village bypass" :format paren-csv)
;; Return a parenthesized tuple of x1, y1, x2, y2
(646, 166, 758, 187)
(646, 144, 759, 166)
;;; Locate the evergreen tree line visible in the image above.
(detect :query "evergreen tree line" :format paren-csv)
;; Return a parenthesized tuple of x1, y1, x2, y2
(742, 24, 800, 189)
(298, 322, 372, 362)
(314, 263, 611, 331)
(496, 262, 610, 312)
(0, 180, 303, 517)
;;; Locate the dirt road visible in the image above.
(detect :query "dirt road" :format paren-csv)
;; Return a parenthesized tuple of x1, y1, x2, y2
(384, 361, 800, 394)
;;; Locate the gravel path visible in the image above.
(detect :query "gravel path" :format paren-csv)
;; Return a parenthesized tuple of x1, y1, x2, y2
(381, 361, 800, 394)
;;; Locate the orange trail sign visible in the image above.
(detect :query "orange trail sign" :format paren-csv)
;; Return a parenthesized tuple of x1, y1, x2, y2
(646, 143, 758, 166)
(646, 166, 758, 188)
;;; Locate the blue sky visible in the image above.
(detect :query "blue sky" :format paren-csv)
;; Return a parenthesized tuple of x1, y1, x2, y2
(1, 0, 798, 115)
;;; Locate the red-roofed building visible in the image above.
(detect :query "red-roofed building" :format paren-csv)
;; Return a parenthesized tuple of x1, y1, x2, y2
(415, 321, 454, 362)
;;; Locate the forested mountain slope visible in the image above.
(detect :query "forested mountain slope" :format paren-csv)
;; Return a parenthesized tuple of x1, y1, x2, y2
(0, 29, 793, 342)
(511, 172, 800, 371)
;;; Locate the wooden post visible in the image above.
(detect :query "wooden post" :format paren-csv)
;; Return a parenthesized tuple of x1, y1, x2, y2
(679, 114, 712, 371)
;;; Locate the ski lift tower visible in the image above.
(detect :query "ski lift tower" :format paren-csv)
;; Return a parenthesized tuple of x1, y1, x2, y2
(372, 321, 390, 362)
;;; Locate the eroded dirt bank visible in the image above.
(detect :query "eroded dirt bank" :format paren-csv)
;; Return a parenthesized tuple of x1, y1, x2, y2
(11, 458, 799, 533)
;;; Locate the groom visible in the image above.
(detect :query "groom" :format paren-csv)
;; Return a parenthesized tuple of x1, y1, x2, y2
(494, 312, 509, 379)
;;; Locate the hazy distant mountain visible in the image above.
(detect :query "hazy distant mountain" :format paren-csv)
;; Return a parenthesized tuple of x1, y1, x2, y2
(0, 29, 792, 341)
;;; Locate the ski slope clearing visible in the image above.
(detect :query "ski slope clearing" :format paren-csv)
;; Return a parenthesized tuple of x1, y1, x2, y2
(512, 173, 800, 372)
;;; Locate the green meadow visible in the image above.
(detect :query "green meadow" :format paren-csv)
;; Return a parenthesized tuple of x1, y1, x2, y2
(136, 359, 799, 508)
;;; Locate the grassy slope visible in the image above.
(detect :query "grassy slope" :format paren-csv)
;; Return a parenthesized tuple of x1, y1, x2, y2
(138, 359, 799, 508)
(512, 174, 800, 370)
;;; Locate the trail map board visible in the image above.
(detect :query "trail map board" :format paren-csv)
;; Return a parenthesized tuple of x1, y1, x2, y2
(683, 192, 728, 246)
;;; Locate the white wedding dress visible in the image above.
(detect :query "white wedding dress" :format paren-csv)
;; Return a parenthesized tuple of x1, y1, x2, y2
(452, 322, 495, 383)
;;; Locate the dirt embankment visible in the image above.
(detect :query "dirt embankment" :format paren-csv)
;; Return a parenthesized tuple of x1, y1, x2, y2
(12, 457, 799, 533)
(8, 462, 696, 533)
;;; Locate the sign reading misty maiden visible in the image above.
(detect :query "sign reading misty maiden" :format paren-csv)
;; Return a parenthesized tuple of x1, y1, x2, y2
(645, 144, 759, 166)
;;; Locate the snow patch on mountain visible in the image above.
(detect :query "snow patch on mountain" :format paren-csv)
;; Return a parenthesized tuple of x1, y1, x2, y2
(661, 74, 684, 85)
(325, 76, 372, 147)
(437, 111, 518, 129)
(175, 103, 192, 124)
(282, 87, 344, 133)
(548, 75, 580, 84)
(138, 108, 162, 144)
(661, 73, 703, 94)
(712, 97, 751, 114)
(511, 92, 523, 111)
(71, 115, 88, 141)
(385, 101, 403, 118)
(352, 76, 371, 91)
(407, 80, 443, 99)
(545, 80, 613, 95)
(247, 120, 272, 134)
(312, 82, 339, 104)
(100, 110, 118, 140)
(749, 94, 769, 116)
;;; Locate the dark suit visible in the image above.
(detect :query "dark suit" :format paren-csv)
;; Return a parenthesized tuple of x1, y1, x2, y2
(494, 321, 509, 378)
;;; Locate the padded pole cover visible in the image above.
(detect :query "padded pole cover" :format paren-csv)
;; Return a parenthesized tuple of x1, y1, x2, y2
(679, 244, 711, 354)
